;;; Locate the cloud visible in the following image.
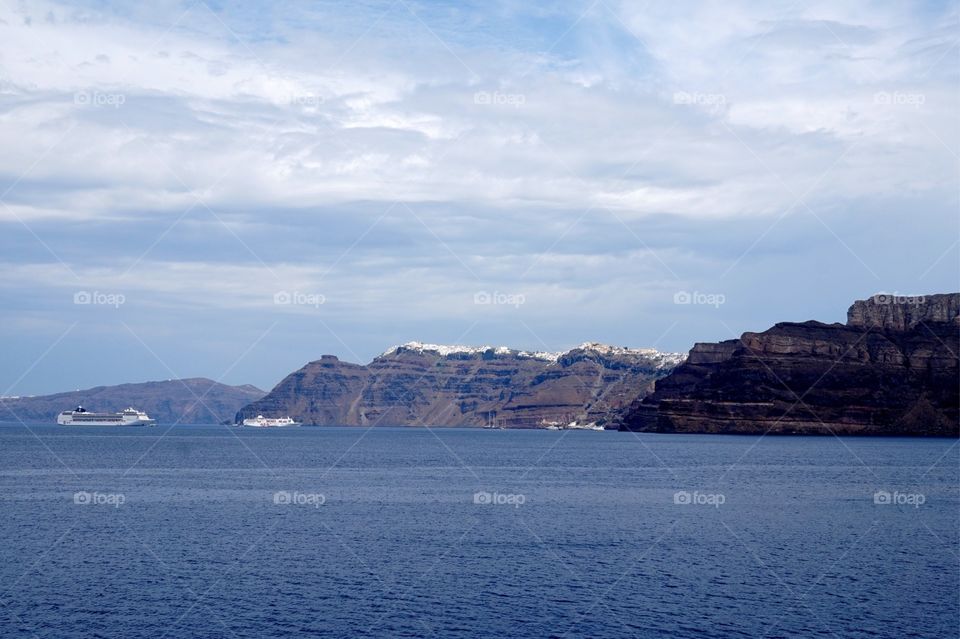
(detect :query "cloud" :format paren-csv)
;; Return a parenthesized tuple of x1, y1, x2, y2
(0, 0, 956, 392)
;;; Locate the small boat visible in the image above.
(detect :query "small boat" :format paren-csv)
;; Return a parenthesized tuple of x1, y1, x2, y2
(564, 420, 606, 431)
(483, 415, 507, 430)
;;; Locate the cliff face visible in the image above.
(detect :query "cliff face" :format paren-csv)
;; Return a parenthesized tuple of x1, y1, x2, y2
(846, 292, 960, 331)
(619, 294, 959, 436)
(1, 379, 266, 425)
(238, 343, 685, 428)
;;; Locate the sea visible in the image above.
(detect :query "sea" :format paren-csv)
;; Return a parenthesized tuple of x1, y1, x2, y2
(0, 424, 957, 638)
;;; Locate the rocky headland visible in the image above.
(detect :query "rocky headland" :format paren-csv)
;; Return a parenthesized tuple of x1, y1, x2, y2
(237, 342, 685, 428)
(619, 293, 959, 436)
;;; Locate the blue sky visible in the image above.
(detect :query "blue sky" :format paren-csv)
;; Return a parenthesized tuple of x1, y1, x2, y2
(1, 0, 957, 395)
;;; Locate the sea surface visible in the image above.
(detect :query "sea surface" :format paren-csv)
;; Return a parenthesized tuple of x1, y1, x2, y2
(0, 423, 957, 638)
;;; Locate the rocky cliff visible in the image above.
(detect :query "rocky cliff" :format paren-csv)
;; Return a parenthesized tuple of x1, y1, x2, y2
(1, 378, 266, 425)
(237, 342, 685, 428)
(620, 293, 959, 436)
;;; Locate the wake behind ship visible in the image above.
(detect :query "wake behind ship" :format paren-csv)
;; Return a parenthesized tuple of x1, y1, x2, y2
(57, 406, 156, 426)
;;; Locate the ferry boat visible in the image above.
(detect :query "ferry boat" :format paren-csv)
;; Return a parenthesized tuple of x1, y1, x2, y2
(241, 415, 301, 428)
(538, 418, 604, 431)
(57, 406, 155, 426)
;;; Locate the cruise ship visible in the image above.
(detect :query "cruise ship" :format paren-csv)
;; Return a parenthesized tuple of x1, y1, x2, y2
(241, 415, 302, 428)
(57, 406, 156, 426)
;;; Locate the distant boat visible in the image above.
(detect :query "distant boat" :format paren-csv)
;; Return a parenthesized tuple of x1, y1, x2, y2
(564, 420, 606, 431)
(241, 415, 301, 428)
(57, 406, 155, 426)
(539, 418, 604, 431)
(539, 419, 562, 430)
(483, 414, 507, 429)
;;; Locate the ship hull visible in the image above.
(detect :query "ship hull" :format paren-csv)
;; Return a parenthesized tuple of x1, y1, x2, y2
(57, 417, 155, 426)
(240, 414, 301, 428)
(241, 422, 301, 428)
(57, 407, 156, 426)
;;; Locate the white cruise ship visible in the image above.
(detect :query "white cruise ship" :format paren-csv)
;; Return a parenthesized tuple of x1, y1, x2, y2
(241, 415, 301, 428)
(57, 406, 156, 426)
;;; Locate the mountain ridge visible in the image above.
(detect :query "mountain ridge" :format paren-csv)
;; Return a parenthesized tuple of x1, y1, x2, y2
(238, 342, 686, 427)
(1, 378, 266, 425)
(379, 341, 686, 367)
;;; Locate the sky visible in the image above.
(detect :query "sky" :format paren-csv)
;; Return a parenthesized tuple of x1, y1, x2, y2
(0, 0, 957, 395)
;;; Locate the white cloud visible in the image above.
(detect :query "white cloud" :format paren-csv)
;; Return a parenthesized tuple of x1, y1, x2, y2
(0, 0, 956, 391)
(0, 0, 950, 226)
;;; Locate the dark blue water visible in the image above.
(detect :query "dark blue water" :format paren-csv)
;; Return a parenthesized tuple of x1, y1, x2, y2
(0, 424, 956, 638)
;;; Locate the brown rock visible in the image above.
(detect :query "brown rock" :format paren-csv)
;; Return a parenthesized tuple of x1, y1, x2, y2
(619, 294, 960, 436)
(238, 343, 684, 428)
